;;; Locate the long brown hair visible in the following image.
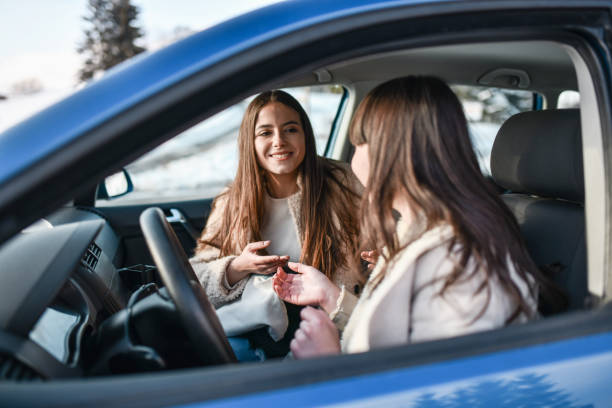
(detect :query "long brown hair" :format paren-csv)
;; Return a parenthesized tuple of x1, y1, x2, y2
(350, 76, 547, 321)
(198, 90, 360, 278)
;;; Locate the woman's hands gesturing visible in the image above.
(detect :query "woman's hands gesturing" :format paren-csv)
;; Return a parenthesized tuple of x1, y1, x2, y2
(360, 249, 379, 271)
(290, 306, 341, 359)
(272, 262, 340, 314)
(226, 241, 289, 285)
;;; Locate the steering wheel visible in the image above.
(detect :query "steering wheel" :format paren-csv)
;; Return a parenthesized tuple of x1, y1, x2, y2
(139, 207, 236, 365)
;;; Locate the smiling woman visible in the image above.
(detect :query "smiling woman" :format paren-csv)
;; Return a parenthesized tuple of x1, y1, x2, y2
(189, 90, 362, 360)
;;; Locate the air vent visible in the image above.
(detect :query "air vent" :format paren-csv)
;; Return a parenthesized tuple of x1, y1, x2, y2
(0, 354, 43, 381)
(81, 242, 101, 271)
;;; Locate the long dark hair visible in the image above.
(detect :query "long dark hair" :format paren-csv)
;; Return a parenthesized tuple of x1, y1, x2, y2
(197, 90, 360, 278)
(350, 76, 547, 321)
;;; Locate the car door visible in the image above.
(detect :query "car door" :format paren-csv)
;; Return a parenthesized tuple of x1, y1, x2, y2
(2, 1, 612, 407)
(93, 197, 213, 265)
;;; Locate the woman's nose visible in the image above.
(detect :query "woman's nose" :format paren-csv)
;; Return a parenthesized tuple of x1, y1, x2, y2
(272, 130, 285, 146)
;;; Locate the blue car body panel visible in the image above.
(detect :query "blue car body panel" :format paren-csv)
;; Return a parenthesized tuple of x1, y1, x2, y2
(188, 332, 611, 407)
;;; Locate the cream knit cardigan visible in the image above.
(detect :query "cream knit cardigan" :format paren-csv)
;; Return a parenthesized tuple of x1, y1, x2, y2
(189, 160, 362, 328)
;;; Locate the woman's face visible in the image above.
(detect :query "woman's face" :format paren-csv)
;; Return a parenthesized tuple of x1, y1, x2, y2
(254, 102, 306, 178)
(351, 143, 370, 187)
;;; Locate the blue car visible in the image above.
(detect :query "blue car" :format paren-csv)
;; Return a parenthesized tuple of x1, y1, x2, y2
(1, 0, 611, 406)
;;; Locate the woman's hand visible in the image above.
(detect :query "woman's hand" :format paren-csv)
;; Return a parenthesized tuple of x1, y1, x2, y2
(272, 262, 340, 314)
(291, 306, 341, 359)
(360, 249, 379, 271)
(226, 241, 289, 285)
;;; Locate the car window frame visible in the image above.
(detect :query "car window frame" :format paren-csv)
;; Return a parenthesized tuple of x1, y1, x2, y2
(94, 85, 348, 206)
(3, 4, 612, 406)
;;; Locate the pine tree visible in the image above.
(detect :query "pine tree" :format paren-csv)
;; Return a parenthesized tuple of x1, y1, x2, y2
(78, 0, 146, 82)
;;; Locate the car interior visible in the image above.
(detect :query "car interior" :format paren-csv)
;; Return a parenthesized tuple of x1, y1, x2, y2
(0, 33, 603, 387)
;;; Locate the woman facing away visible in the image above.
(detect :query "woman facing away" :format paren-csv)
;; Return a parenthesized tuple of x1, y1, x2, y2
(274, 76, 552, 358)
(189, 90, 362, 360)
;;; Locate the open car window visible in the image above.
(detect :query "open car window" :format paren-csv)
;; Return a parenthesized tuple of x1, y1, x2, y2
(95, 85, 345, 205)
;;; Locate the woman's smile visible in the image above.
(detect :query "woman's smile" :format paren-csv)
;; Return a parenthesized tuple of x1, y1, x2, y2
(269, 151, 293, 160)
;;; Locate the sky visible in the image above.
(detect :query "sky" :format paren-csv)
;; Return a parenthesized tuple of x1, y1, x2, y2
(0, 0, 282, 130)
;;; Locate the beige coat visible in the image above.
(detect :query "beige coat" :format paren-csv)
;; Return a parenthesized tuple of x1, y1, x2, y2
(341, 218, 537, 353)
(189, 160, 362, 329)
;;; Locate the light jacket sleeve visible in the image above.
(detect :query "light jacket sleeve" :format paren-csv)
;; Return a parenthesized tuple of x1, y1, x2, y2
(329, 286, 359, 331)
(189, 195, 248, 308)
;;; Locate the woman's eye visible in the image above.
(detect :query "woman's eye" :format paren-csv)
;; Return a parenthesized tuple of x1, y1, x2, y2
(258, 131, 271, 137)
(286, 127, 299, 133)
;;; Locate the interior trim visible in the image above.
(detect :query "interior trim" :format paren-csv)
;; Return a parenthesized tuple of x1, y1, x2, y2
(564, 45, 608, 298)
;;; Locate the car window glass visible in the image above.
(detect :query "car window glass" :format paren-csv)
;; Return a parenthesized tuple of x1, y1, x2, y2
(96, 85, 344, 205)
(451, 85, 535, 175)
(557, 90, 580, 109)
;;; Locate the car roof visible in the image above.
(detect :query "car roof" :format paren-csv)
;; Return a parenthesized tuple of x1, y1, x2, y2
(323, 41, 575, 91)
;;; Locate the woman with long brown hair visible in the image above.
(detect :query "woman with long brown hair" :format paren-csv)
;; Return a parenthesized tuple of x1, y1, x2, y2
(190, 90, 361, 360)
(273, 76, 543, 358)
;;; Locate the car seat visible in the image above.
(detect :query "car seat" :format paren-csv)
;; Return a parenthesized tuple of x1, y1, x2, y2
(491, 109, 587, 311)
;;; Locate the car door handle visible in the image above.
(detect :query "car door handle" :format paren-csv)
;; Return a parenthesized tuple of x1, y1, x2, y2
(166, 208, 200, 242)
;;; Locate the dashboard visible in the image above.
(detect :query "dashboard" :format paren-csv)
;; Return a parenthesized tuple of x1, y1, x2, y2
(30, 301, 82, 363)
(0, 208, 134, 379)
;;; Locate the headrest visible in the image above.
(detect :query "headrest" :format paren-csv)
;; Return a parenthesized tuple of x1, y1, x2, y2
(491, 109, 583, 203)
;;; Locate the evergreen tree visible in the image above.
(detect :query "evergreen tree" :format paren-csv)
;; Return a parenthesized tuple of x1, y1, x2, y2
(78, 0, 146, 82)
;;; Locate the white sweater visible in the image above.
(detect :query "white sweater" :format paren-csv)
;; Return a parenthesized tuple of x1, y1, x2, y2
(261, 192, 302, 262)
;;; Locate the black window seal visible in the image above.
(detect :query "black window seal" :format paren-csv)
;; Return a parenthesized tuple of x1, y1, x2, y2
(324, 86, 349, 158)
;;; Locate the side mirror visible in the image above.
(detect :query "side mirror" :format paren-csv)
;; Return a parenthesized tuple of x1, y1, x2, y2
(97, 169, 134, 199)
